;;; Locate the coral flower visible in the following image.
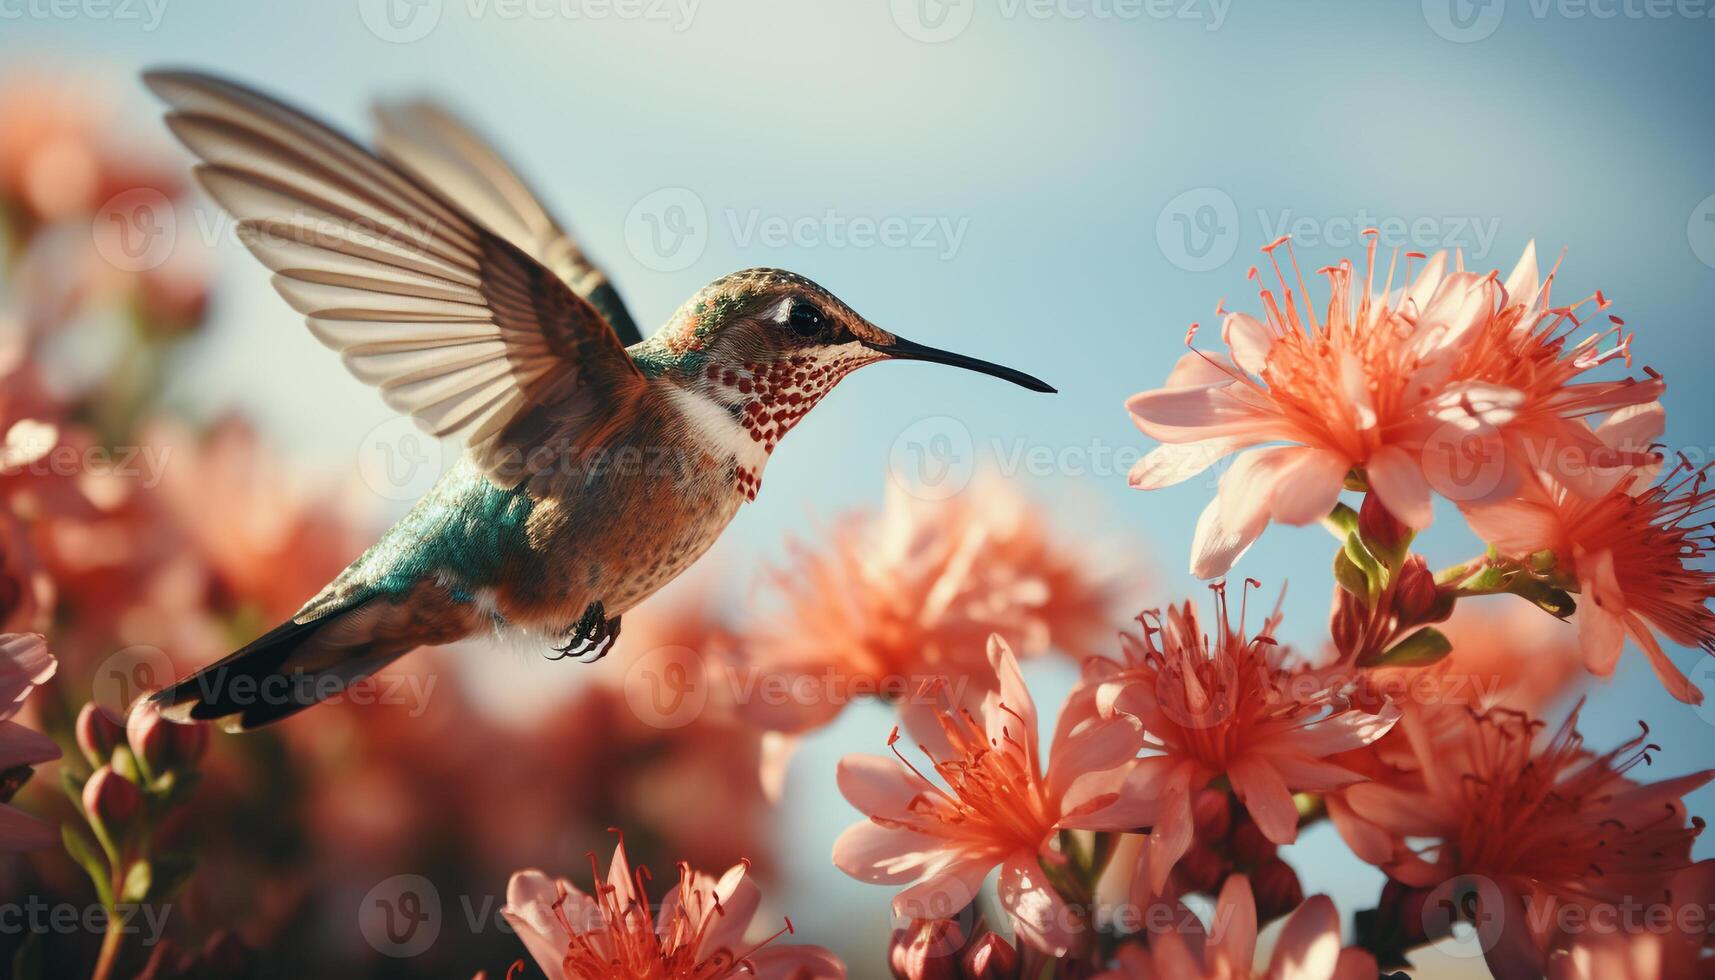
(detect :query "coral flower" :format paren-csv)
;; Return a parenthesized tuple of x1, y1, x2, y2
(738, 479, 1121, 733)
(1075, 590, 1398, 896)
(1097, 875, 1376, 980)
(1466, 404, 1715, 704)
(1126, 239, 1662, 577)
(1545, 860, 1715, 979)
(0, 632, 59, 852)
(833, 636, 1150, 956)
(1344, 702, 1712, 979)
(501, 839, 843, 980)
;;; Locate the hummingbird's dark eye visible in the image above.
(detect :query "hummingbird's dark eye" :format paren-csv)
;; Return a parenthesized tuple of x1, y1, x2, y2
(785, 300, 827, 339)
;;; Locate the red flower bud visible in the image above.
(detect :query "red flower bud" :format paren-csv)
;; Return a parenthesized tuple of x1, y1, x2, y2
(1358, 494, 1411, 556)
(889, 919, 964, 980)
(1230, 816, 1276, 866)
(1330, 588, 1369, 661)
(1174, 843, 1228, 895)
(75, 702, 125, 766)
(1393, 555, 1449, 625)
(1251, 858, 1305, 924)
(82, 766, 142, 833)
(962, 932, 1018, 980)
(1192, 789, 1232, 841)
(126, 701, 208, 772)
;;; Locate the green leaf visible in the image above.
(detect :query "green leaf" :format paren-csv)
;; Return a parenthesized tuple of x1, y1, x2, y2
(61, 825, 113, 907)
(120, 859, 152, 904)
(1365, 627, 1454, 668)
(1509, 578, 1578, 619)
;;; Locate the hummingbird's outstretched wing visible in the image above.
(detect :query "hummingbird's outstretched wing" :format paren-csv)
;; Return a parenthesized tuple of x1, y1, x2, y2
(143, 71, 645, 483)
(369, 99, 644, 346)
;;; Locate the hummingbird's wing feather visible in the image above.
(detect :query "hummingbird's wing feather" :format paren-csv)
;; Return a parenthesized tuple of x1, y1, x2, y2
(369, 100, 644, 346)
(143, 71, 644, 482)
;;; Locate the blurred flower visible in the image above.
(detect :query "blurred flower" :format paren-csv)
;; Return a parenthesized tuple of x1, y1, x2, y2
(738, 479, 1122, 733)
(0, 631, 58, 851)
(1343, 702, 1711, 977)
(833, 636, 1147, 956)
(1367, 601, 1586, 717)
(1097, 875, 1375, 980)
(1127, 240, 1661, 577)
(0, 72, 181, 227)
(1545, 860, 1715, 980)
(501, 838, 844, 979)
(1072, 589, 1397, 897)
(146, 415, 371, 622)
(1466, 404, 1715, 704)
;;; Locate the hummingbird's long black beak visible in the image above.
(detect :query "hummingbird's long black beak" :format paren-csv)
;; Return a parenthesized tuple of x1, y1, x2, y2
(862, 336, 1056, 393)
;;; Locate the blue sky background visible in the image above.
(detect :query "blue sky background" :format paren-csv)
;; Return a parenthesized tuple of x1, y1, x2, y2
(7, 0, 1715, 973)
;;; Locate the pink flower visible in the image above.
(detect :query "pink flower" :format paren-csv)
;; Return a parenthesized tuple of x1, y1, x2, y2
(738, 479, 1122, 733)
(1073, 591, 1398, 898)
(1343, 702, 1711, 978)
(833, 636, 1150, 956)
(1097, 875, 1376, 980)
(0, 632, 60, 852)
(1126, 240, 1661, 578)
(501, 839, 843, 980)
(1465, 403, 1715, 704)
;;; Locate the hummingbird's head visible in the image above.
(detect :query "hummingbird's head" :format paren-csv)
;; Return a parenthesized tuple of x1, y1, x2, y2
(641, 267, 1053, 397)
(634, 268, 1052, 489)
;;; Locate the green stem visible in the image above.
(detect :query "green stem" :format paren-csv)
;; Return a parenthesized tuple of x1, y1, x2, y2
(89, 879, 124, 980)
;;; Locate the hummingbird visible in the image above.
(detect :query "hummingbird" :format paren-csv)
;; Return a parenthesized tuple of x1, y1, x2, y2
(141, 71, 1053, 730)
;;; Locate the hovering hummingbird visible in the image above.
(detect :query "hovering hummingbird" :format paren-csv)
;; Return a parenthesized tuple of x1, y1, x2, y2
(141, 71, 1053, 730)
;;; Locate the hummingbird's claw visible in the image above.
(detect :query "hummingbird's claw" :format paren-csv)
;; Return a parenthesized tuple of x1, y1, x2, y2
(548, 603, 622, 664)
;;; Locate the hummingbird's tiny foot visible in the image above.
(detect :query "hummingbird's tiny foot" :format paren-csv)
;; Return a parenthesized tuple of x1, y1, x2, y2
(547, 603, 622, 664)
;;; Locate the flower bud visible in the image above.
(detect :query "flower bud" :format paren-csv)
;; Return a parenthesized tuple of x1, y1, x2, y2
(1358, 494, 1411, 558)
(1230, 816, 1276, 866)
(1192, 789, 1232, 841)
(1330, 588, 1369, 661)
(963, 931, 1018, 980)
(75, 702, 125, 766)
(1174, 843, 1228, 895)
(1252, 858, 1305, 924)
(127, 701, 208, 773)
(1393, 556, 1449, 625)
(889, 919, 964, 980)
(82, 766, 142, 834)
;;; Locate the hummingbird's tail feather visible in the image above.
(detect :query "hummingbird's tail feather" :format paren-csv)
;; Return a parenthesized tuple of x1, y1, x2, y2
(149, 599, 410, 731)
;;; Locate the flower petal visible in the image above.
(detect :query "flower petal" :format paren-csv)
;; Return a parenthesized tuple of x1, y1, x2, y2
(832, 821, 949, 885)
(1229, 755, 1299, 845)
(1269, 448, 1349, 526)
(998, 853, 1079, 957)
(1265, 894, 1343, 980)
(836, 754, 931, 820)
(1365, 445, 1434, 529)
